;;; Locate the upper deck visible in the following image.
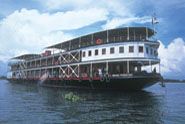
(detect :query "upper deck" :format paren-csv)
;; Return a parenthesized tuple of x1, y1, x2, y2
(11, 54, 41, 60)
(46, 27, 155, 51)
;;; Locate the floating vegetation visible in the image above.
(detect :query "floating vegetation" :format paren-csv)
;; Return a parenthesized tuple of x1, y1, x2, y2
(64, 92, 84, 102)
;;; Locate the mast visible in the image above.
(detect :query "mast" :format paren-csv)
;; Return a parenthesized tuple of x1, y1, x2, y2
(152, 13, 159, 36)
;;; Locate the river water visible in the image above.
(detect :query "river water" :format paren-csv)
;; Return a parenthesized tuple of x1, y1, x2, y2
(0, 80, 185, 124)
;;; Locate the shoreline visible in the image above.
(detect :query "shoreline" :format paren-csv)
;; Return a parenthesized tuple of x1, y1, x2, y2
(163, 79, 185, 83)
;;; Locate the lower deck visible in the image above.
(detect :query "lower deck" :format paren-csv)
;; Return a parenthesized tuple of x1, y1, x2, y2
(9, 59, 162, 90)
(12, 60, 160, 81)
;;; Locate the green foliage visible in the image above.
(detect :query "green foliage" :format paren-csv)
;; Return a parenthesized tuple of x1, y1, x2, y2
(64, 92, 82, 102)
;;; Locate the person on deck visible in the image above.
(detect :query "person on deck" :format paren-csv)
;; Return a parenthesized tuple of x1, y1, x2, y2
(98, 68, 102, 77)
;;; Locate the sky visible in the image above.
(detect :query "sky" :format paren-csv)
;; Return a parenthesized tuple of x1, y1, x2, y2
(0, 0, 185, 79)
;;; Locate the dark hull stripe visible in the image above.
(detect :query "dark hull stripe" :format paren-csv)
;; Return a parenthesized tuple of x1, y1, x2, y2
(8, 76, 160, 91)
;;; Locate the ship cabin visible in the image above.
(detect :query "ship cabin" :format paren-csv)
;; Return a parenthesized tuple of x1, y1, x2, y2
(9, 27, 160, 81)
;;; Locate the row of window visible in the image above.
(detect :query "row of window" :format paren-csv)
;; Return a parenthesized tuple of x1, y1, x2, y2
(82, 46, 146, 57)
(146, 47, 157, 55)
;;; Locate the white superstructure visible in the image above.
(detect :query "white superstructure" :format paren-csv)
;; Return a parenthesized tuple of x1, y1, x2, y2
(81, 41, 159, 62)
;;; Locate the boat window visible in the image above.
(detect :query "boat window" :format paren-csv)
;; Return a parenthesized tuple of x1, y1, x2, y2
(139, 46, 143, 53)
(110, 47, 114, 54)
(154, 50, 158, 56)
(146, 47, 149, 54)
(150, 49, 153, 55)
(83, 51, 86, 57)
(88, 50, 91, 56)
(95, 49, 98, 56)
(129, 46, 134, 53)
(119, 46, 124, 53)
(102, 48, 106, 55)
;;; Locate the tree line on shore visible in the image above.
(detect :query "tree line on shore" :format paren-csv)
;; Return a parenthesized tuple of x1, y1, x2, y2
(163, 79, 185, 83)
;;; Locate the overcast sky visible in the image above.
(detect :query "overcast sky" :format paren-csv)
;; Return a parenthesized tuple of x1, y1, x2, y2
(0, 0, 185, 79)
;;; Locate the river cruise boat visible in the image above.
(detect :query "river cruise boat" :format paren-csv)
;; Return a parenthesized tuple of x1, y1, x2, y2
(8, 27, 162, 90)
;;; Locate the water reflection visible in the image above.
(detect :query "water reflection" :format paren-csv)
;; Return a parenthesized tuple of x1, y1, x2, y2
(0, 80, 165, 124)
(36, 86, 165, 123)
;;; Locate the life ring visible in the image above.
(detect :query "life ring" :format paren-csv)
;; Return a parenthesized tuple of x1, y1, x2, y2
(96, 39, 102, 45)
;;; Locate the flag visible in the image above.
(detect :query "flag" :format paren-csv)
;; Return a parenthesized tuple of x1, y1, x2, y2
(152, 17, 159, 24)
